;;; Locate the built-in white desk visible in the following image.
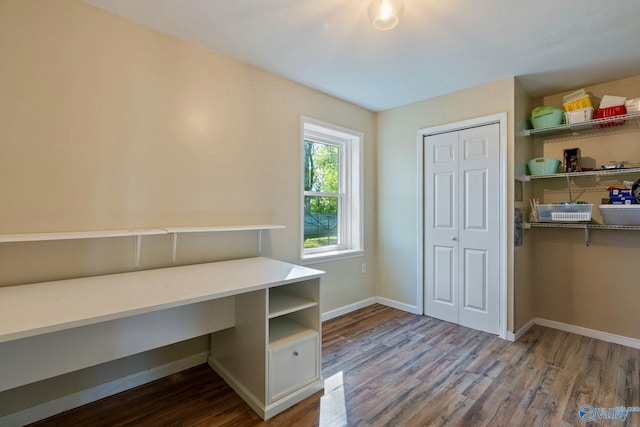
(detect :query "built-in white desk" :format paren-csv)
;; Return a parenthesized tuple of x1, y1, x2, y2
(0, 257, 324, 420)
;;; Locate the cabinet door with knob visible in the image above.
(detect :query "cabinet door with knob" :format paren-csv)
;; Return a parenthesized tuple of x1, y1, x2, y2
(268, 324, 319, 403)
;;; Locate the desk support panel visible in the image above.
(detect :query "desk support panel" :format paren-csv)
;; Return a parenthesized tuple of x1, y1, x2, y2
(0, 297, 234, 392)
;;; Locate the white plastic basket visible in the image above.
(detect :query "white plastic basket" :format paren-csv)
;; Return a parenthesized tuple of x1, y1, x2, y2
(564, 107, 594, 125)
(599, 205, 640, 225)
(563, 89, 588, 105)
(537, 204, 593, 222)
(625, 97, 640, 113)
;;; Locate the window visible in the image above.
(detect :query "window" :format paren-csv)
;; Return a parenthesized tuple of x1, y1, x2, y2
(301, 117, 363, 262)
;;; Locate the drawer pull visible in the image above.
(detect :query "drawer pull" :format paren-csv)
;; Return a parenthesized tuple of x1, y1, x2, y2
(293, 351, 299, 356)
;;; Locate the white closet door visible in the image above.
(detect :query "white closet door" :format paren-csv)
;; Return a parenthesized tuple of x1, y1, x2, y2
(424, 123, 500, 335)
(457, 124, 500, 334)
(424, 131, 459, 324)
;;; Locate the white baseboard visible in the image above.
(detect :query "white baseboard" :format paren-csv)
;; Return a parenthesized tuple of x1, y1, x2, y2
(534, 318, 640, 350)
(1, 351, 209, 427)
(321, 297, 377, 321)
(508, 317, 640, 350)
(375, 297, 421, 315)
(507, 318, 537, 342)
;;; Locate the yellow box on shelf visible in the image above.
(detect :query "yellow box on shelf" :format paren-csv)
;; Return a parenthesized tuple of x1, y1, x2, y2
(562, 88, 593, 112)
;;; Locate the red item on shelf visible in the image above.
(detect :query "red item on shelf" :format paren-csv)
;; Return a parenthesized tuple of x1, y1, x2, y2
(595, 105, 627, 127)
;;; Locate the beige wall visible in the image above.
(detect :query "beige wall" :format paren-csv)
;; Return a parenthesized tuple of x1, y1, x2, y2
(376, 78, 516, 330)
(0, 0, 376, 415)
(530, 75, 640, 339)
(513, 79, 536, 331)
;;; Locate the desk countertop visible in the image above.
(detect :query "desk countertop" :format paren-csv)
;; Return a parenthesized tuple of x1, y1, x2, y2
(0, 257, 324, 343)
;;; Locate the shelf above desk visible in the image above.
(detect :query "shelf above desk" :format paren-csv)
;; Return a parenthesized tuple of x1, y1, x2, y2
(164, 225, 285, 234)
(0, 228, 166, 243)
(165, 225, 286, 262)
(0, 225, 285, 267)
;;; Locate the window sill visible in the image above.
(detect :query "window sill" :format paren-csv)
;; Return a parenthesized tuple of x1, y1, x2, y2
(301, 249, 364, 265)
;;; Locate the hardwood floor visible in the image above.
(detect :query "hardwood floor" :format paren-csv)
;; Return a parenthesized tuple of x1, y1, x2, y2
(30, 304, 639, 426)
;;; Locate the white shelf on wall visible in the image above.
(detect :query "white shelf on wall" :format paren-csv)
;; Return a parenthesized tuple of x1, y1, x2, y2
(523, 222, 640, 231)
(523, 221, 640, 246)
(0, 225, 285, 267)
(516, 167, 640, 182)
(0, 228, 167, 269)
(165, 225, 286, 263)
(519, 107, 640, 246)
(522, 111, 640, 141)
(164, 225, 285, 234)
(0, 228, 166, 243)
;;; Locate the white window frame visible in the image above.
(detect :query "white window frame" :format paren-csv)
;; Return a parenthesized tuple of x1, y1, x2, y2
(301, 117, 363, 264)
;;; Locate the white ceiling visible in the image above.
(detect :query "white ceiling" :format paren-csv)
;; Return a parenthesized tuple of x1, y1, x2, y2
(83, 0, 640, 111)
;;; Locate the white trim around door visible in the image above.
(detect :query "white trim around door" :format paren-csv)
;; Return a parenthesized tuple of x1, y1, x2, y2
(417, 113, 508, 340)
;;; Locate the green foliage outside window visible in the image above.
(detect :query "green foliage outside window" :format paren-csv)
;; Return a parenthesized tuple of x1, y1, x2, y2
(304, 140, 339, 210)
(304, 140, 340, 248)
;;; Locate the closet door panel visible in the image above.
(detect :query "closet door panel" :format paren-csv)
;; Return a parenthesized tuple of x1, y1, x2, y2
(425, 131, 459, 324)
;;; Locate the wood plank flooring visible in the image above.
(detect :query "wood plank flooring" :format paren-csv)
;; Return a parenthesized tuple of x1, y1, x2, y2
(29, 304, 640, 426)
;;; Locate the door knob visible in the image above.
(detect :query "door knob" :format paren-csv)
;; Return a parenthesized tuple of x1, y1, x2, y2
(451, 236, 457, 241)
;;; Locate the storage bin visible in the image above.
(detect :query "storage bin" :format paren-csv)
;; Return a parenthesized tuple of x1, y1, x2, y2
(609, 188, 633, 198)
(536, 204, 593, 222)
(600, 95, 627, 108)
(563, 88, 588, 104)
(530, 107, 564, 129)
(562, 89, 593, 112)
(595, 105, 627, 127)
(564, 107, 594, 125)
(625, 97, 640, 113)
(527, 158, 560, 176)
(609, 187, 636, 204)
(599, 205, 640, 225)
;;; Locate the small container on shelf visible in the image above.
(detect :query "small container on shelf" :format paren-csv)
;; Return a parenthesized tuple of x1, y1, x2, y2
(609, 187, 633, 197)
(562, 89, 593, 112)
(563, 148, 581, 173)
(609, 187, 635, 204)
(625, 97, 640, 113)
(527, 157, 560, 175)
(595, 105, 627, 127)
(536, 204, 593, 222)
(599, 205, 640, 225)
(564, 107, 594, 126)
(530, 106, 564, 129)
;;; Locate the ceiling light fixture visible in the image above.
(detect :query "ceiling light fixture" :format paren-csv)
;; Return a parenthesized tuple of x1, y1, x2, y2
(367, 0, 404, 31)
